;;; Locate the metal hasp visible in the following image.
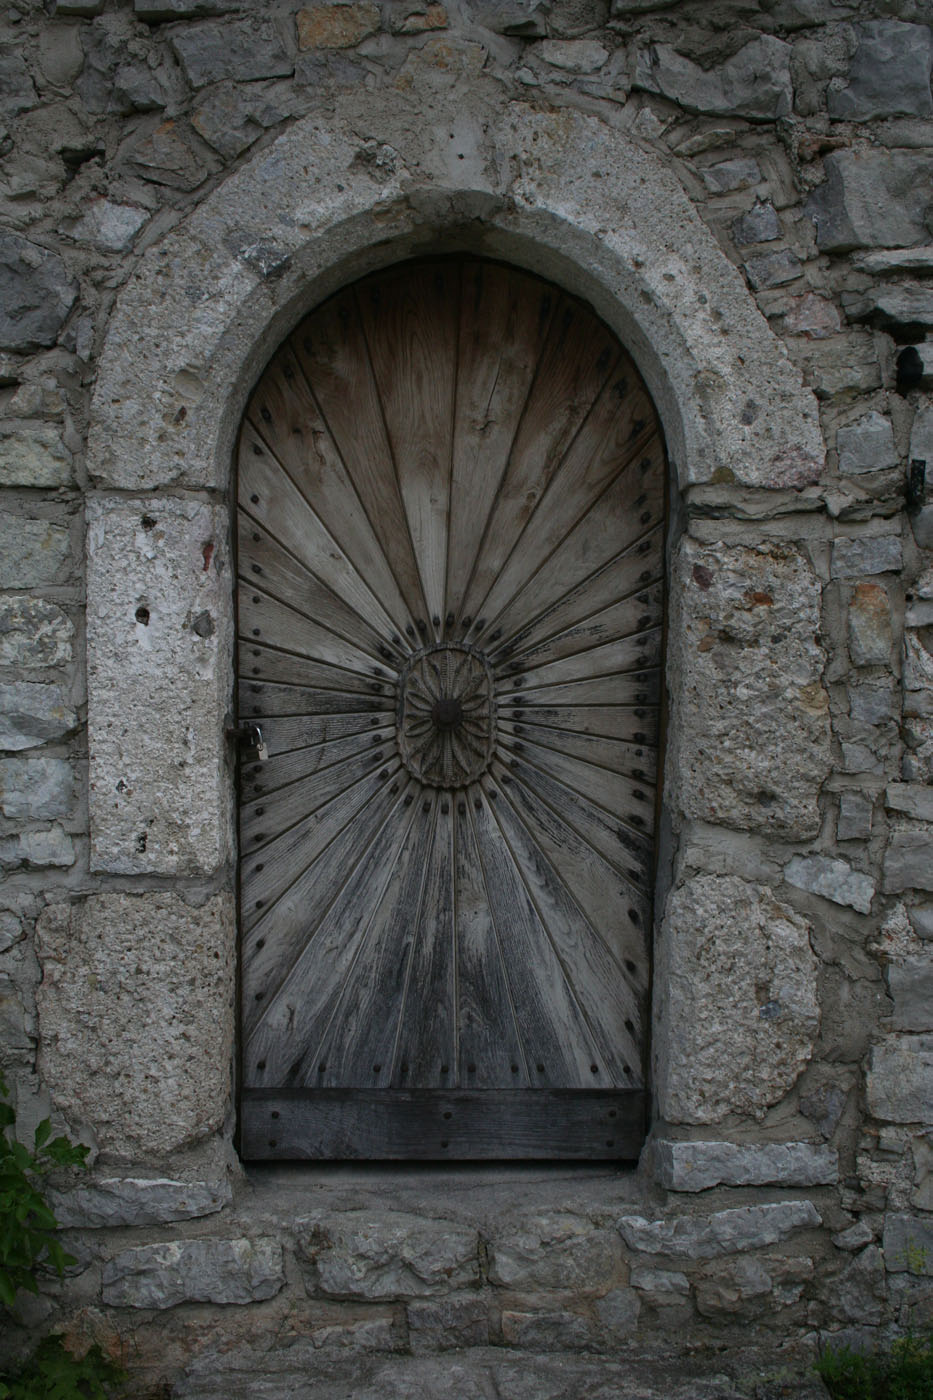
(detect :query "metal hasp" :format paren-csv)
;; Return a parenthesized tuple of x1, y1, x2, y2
(227, 723, 268, 763)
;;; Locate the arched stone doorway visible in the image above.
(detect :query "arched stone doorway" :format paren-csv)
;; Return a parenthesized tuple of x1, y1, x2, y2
(236, 257, 666, 1159)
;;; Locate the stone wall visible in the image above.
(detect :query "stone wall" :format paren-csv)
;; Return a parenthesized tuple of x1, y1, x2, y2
(1, 0, 932, 1394)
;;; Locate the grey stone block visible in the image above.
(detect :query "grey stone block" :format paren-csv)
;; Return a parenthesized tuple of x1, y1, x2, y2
(102, 1238, 284, 1308)
(701, 158, 761, 194)
(630, 1267, 689, 1294)
(407, 1295, 489, 1352)
(886, 784, 933, 824)
(594, 1287, 641, 1333)
(884, 833, 933, 893)
(838, 792, 873, 842)
(844, 283, 933, 332)
(635, 35, 792, 120)
(298, 1211, 479, 1299)
(883, 1213, 933, 1274)
(0, 758, 74, 820)
(77, 28, 172, 114)
(849, 683, 898, 725)
(848, 582, 893, 667)
(836, 412, 897, 476)
(0, 52, 37, 118)
(733, 202, 780, 246)
(826, 1246, 886, 1325)
(617, 1201, 821, 1259)
(745, 250, 803, 290)
(0, 426, 72, 487)
(831, 537, 903, 578)
(828, 21, 933, 122)
(487, 1212, 619, 1290)
(170, 19, 294, 87)
(501, 1306, 593, 1349)
(807, 151, 933, 252)
(72, 200, 148, 253)
(473, 1, 548, 36)
(910, 401, 933, 465)
(0, 597, 73, 669)
(0, 514, 72, 589)
(539, 40, 608, 74)
(910, 905, 933, 940)
(134, 0, 239, 16)
(887, 958, 933, 1032)
(49, 1176, 232, 1228)
(785, 855, 875, 914)
(0, 683, 77, 751)
(866, 1034, 933, 1122)
(654, 1140, 838, 1192)
(0, 827, 74, 869)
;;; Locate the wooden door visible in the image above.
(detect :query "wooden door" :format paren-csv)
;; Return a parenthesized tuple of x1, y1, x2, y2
(236, 258, 665, 1160)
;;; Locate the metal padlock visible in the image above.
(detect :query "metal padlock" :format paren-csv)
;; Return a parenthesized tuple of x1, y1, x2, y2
(228, 722, 269, 763)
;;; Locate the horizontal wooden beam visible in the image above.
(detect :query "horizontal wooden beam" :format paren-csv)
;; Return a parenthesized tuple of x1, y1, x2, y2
(240, 1088, 646, 1161)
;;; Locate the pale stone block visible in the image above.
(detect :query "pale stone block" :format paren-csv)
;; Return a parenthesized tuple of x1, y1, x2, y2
(654, 1140, 838, 1192)
(102, 1238, 284, 1308)
(487, 1212, 619, 1290)
(35, 892, 235, 1157)
(72, 199, 148, 253)
(667, 541, 830, 839)
(86, 495, 233, 876)
(538, 40, 607, 73)
(655, 875, 819, 1124)
(866, 1035, 933, 1122)
(630, 1267, 690, 1294)
(298, 1211, 479, 1299)
(617, 1201, 821, 1259)
(785, 855, 875, 914)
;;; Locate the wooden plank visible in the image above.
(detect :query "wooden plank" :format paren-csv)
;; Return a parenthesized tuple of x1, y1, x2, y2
(241, 1089, 647, 1160)
(392, 801, 455, 1086)
(445, 263, 555, 618)
(473, 376, 657, 634)
(499, 703, 659, 746)
(500, 735, 654, 830)
(512, 626, 663, 691)
(238, 586, 384, 676)
(469, 792, 607, 1087)
(290, 286, 431, 626)
(240, 762, 402, 942)
(489, 756, 653, 904)
(459, 299, 621, 626)
(237, 514, 386, 656)
(487, 526, 661, 663)
(239, 425, 401, 644)
(248, 345, 414, 636)
(238, 641, 383, 695)
(499, 720, 657, 781)
(502, 671, 660, 710)
(499, 583, 664, 673)
(312, 793, 438, 1089)
(485, 443, 665, 647)
(483, 774, 646, 1078)
(242, 776, 413, 1036)
(239, 725, 395, 802)
(245, 787, 418, 1086)
(239, 742, 393, 846)
(238, 712, 387, 759)
(238, 682, 391, 719)
(357, 263, 460, 629)
(454, 794, 529, 1087)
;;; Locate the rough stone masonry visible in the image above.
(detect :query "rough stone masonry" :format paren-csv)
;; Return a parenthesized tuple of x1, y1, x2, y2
(1, 0, 932, 1396)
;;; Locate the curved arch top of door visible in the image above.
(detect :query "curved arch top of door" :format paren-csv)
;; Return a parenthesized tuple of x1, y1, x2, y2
(236, 257, 666, 1160)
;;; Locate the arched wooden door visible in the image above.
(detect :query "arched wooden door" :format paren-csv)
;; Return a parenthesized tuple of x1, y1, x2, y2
(236, 258, 666, 1159)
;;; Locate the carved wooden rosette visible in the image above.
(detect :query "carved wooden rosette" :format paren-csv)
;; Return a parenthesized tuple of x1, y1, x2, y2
(235, 257, 666, 1159)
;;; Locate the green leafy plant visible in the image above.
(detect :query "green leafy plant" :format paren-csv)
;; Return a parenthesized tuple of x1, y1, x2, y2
(0, 1074, 124, 1399)
(816, 1334, 933, 1400)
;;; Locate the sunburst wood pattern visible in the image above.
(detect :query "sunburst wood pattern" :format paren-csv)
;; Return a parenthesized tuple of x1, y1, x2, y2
(237, 258, 666, 1159)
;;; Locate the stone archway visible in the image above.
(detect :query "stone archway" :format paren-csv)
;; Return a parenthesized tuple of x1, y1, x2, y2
(81, 92, 825, 1159)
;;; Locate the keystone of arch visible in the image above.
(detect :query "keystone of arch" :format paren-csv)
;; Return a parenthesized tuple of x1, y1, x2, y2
(87, 98, 823, 495)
